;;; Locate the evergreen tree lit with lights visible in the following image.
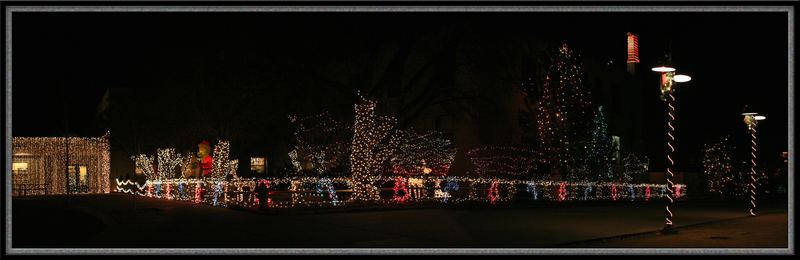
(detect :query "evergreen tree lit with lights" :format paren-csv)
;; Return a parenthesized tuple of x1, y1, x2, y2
(530, 43, 594, 179)
(702, 136, 736, 195)
(584, 106, 614, 181)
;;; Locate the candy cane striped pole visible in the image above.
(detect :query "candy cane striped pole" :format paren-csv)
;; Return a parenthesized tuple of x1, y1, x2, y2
(664, 89, 677, 231)
(748, 126, 757, 216)
(742, 112, 764, 216)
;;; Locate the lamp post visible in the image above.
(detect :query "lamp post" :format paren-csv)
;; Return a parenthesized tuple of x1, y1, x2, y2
(652, 57, 691, 233)
(742, 112, 766, 216)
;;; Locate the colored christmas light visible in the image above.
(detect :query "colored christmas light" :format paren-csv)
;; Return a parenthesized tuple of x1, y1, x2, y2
(392, 176, 410, 203)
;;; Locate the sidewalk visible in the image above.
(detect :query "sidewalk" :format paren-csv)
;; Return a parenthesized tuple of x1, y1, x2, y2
(563, 212, 789, 248)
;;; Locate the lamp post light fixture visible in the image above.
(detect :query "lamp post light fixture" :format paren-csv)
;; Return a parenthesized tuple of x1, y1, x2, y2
(742, 112, 766, 217)
(652, 58, 691, 233)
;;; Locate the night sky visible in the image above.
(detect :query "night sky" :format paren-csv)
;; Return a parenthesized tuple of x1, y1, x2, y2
(11, 11, 789, 171)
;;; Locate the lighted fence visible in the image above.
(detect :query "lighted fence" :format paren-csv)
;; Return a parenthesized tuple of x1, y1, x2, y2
(115, 177, 686, 209)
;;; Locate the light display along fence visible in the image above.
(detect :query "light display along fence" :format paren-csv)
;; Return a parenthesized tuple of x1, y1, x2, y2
(115, 177, 685, 209)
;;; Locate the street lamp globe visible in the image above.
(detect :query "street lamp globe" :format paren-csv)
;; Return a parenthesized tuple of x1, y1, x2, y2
(674, 74, 692, 83)
(651, 66, 676, 72)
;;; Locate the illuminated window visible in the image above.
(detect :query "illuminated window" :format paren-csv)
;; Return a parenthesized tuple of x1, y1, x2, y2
(12, 162, 28, 172)
(79, 166, 88, 186)
(250, 157, 266, 174)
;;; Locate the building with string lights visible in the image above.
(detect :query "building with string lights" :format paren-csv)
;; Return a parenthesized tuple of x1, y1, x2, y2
(11, 133, 111, 196)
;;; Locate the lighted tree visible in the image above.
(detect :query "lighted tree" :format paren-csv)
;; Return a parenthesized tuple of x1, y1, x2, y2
(622, 154, 649, 182)
(211, 140, 231, 181)
(349, 93, 401, 202)
(157, 148, 183, 180)
(527, 43, 594, 179)
(582, 106, 614, 181)
(288, 112, 352, 176)
(702, 137, 736, 195)
(131, 154, 156, 181)
(390, 130, 456, 176)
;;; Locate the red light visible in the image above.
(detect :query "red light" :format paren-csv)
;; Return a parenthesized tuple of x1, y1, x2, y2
(627, 32, 639, 63)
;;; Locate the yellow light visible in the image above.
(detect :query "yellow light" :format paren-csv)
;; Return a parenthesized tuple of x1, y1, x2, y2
(12, 162, 28, 171)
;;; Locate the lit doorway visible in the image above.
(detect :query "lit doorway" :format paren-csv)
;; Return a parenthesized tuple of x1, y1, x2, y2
(67, 165, 90, 193)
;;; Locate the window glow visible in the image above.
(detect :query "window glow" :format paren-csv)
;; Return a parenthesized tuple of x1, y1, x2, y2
(12, 162, 28, 171)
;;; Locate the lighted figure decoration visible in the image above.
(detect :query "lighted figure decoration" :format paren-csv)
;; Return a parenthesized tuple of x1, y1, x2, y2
(289, 180, 301, 206)
(391, 130, 456, 176)
(583, 183, 592, 200)
(702, 137, 737, 195)
(178, 181, 186, 199)
(527, 180, 538, 200)
(349, 92, 400, 202)
(392, 176, 410, 203)
(487, 180, 501, 204)
(197, 141, 213, 177)
(558, 182, 567, 201)
(442, 177, 459, 203)
(146, 182, 153, 197)
(645, 185, 651, 201)
(165, 182, 172, 200)
(629, 184, 636, 201)
(315, 178, 338, 206)
(154, 180, 162, 198)
(194, 182, 203, 203)
(211, 181, 222, 206)
(611, 183, 618, 201)
(742, 112, 766, 216)
(407, 178, 425, 199)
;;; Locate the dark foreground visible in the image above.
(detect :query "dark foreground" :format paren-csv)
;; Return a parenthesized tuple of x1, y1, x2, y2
(10, 194, 789, 249)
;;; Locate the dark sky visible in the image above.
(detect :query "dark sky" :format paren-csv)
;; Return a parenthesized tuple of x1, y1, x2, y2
(11, 11, 790, 170)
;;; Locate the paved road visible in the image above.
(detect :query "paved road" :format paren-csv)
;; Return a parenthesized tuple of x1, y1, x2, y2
(566, 212, 788, 248)
(10, 194, 789, 248)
